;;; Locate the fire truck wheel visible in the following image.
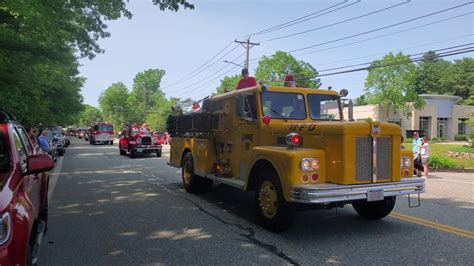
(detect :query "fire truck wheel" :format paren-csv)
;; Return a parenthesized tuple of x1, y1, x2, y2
(156, 149, 162, 157)
(119, 146, 126, 156)
(352, 196, 396, 220)
(255, 169, 294, 232)
(181, 152, 211, 193)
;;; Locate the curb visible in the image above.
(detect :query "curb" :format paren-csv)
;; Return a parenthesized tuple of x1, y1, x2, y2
(430, 168, 474, 173)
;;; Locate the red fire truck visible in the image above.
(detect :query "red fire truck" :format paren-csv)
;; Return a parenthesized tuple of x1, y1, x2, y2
(89, 122, 114, 145)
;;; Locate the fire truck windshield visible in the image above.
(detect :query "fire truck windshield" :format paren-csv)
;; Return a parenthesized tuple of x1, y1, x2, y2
(261, 92, 307, 120)
(93, 125, 113, 131)
(307, 94, 342, 121)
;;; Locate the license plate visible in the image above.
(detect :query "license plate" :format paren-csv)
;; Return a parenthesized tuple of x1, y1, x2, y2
(367, 189, 384, 202)
(136, 148, 143, 153)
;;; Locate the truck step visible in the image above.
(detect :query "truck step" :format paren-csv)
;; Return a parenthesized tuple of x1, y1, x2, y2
(206, 175, 245, 190)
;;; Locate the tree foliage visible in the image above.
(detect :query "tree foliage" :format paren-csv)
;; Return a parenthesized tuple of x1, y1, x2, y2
(0, 0, 193, 126)
(364, 52, 425, 119)
(78, 105, 103, 127)
(255, 51, 321, 88)
(214, 74, 241, 94)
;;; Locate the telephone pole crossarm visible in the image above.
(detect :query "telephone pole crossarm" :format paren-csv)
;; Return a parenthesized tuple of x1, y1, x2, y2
(234, 38, 260, 70)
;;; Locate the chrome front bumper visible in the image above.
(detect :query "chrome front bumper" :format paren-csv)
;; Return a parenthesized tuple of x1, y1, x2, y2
(291, 177, 425, 204)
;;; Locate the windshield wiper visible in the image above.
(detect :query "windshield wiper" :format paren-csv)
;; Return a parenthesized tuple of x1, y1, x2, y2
(263, 103, 287, 122)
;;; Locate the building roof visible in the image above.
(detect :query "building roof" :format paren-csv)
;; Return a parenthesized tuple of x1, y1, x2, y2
(420, 94, 462, 103)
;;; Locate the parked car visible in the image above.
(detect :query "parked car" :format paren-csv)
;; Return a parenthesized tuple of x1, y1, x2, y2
(0, 110, 55, 265)
(47, 126, 67, 156)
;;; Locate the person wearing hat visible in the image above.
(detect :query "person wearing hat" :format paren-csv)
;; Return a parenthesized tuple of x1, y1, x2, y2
(236, 68, 256, 90)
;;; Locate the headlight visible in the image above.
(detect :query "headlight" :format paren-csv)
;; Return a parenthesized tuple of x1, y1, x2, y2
(301, 158, 320, 171)
(401, 157, 411, 168)
(0, 212, 11, 245)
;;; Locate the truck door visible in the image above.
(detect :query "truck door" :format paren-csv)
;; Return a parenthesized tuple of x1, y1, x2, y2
(234, 93, 259, 180)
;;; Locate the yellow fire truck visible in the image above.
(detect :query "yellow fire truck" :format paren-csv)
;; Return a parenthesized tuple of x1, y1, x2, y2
(167, 85, 425, 231)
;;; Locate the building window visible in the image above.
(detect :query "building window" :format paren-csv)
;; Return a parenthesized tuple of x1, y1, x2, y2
(389, 119, 402, 127)
(437, 118, 449, 138)
(419, 117, 431, 138)
(458, 119, 467, 135)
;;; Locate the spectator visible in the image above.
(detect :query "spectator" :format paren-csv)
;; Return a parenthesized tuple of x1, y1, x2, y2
(236, 68, 256, 90)
(28, 127, 38, 146)
(37, 129, 51, 153)
(412, 132, 422, 155)
(191, 101, 201, 112)
(420, 137, 430, 178)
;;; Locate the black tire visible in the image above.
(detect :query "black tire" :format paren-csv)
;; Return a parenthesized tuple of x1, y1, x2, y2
(156, 149, 162, 157)
(57, 149, 64, 156)
(181, 152, 212, 193)
(119, 144, 126, 155)
(352, 196, 396, 220)
(255, 168, 295, 232)
(110, 141, 114, 145)
(130, 149, 136, 158)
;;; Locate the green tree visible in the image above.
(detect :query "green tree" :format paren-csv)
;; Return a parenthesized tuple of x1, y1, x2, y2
(446, 58, 474, 105)
(0, 0, 193, 126)
(214, 74, 241, 94)
(130, 69, 166, 120)
(364, 52, 425, 120)
(78, 105, 103, 127)
(98, 82, 131, 130)
(255, 51, 321, 88)
(414, 51, 452, 95)
(354, 94, 369, 106)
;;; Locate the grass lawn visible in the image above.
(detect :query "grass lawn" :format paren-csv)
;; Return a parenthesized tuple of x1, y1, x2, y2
(405, 143, 474, 169)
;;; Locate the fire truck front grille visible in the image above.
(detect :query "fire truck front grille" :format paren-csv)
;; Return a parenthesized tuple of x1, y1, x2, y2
(141, 136, 152, 145)
(355, 137, 372, 181)
(376, 137, 392, 180)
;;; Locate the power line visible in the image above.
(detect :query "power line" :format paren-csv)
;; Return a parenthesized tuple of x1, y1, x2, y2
(167, 51, 245, 95)
(288, 1, 473, 54)
(174, 64, 243, 98)
(316, 44, 473, 73)
(248, 11, 472, 63)
(294, 12, 473, 57)
(162, 44, 241, 91)
(265, 0, 411, 42)
(295, 48, 474, 80)
(243, 0, 352, 37)
(315, 34, 474, 67)
(161, 41, 234, 87)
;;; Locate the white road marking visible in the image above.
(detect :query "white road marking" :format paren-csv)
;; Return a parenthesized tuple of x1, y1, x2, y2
(48, 156, 64, 201)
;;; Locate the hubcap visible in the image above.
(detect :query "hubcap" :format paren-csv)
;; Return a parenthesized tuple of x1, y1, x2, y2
(258, 180, 278, 219)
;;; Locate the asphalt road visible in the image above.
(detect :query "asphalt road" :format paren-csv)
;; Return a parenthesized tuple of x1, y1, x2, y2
(39, 139, 474, 265)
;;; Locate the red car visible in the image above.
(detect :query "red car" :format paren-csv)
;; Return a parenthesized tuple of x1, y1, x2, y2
(152, 132, 165, 145)
(0, 111, 54, 265)
(119, 127, 162, 158)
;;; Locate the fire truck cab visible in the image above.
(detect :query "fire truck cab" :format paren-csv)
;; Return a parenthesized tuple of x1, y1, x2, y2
(89, 122, 114, 145)
(166, 85, 425, 232)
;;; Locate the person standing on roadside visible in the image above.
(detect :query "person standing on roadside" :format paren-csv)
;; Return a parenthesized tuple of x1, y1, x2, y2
(412, 132, 422, 155)
(420, 137, 430, 178)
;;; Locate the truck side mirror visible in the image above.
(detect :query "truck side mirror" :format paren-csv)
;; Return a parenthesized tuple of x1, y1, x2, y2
(25, 154, 54, 175)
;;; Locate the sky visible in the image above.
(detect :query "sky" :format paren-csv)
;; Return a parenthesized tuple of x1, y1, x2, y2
(79, 0, 474, 107)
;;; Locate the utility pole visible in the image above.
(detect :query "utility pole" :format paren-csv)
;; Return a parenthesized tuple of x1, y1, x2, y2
(234, 38, 260, 70)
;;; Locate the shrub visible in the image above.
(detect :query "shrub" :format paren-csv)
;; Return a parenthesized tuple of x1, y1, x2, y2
(454, 134, 469, 141)
(404, 137, 413, 143)
(431, 137, 439, 142)
(440, 137, 448, 141)
(428, 155, 456, 169)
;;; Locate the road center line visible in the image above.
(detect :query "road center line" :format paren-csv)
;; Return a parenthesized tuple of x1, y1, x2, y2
(390, 212, 474, 240)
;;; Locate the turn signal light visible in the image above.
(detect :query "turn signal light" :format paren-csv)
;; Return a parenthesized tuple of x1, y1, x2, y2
(311, 173, 319, 182)
(286, 133, 302, 147)
(301, 175, 309, 183)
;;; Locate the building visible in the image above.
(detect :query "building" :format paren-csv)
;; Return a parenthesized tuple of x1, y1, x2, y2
(348, 94, 473, 140)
